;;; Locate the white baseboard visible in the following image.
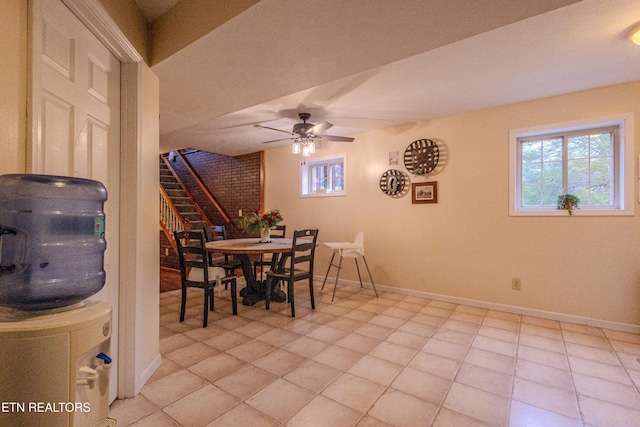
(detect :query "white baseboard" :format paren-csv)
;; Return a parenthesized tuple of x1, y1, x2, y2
(137, 353, 162, 395)
(317, 276, 640, 335)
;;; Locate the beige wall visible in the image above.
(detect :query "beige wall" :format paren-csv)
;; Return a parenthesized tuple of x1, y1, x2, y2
(149, 0, 259, 65)
(98, 0, 150, 63)
(0, 0, 28, 174)
(265, 81, 640, 328)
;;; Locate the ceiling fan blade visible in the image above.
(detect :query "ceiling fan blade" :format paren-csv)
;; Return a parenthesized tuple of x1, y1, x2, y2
(308, 121, 333, 135)
(261, 137, 293, 144)
(254, 124, 295, 135)
(320, 134, 354, 142)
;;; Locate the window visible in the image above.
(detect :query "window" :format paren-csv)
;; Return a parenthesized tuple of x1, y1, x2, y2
(509, 114, 634, 216)
(300, 154, 346, 197)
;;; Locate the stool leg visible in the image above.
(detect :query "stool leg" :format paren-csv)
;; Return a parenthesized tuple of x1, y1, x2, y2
(321, 252, 336, 291)
(354, 259, 364, 288)
(331, 255, 343, 303)
(361, 255, 379, 299)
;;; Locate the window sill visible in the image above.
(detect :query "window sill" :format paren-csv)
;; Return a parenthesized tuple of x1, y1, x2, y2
(509, 209, 634, 217)
(300, 192, 347, 198)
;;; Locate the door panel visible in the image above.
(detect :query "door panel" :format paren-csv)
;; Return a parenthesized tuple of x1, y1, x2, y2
(41, 92, 73, 176)
(32, 0, 121, 403)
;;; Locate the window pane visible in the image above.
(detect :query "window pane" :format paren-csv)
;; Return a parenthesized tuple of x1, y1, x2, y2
(542, 161, 561, 184)
(521, 141, 541, 163)
(568, 135, 589, 159)
(522, 184, 542, 206)
(311, 165, 328, 193)
(542, 183, 562, 205)
(329, 163, 344, 191)
(522, 163, 541, 186)
(590, 182, 612, 205)
(541, 162, 562, 205)
(568, 158, 588, 183)
(590, 133, 612, 156)
(542, 139, 562, 161)
(590, 157, 611, 182)
(520, 139, 562, 207)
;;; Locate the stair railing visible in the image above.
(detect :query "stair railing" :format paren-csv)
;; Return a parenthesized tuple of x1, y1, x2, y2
(159, 185, 191, 251)
(161, 156, 215, 226)
(173, 151, 232, 223)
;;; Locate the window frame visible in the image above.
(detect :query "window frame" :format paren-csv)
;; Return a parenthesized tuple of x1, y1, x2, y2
(509, 114, 635, 217)
(300, 153, 347, 198)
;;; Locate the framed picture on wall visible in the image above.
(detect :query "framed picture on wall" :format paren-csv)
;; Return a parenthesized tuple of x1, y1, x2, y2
(412, 181, 438, 204)
(389, 151, 399, 165)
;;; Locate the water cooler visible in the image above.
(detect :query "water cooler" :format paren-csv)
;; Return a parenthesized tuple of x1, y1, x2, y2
(0, 174, 114, 427)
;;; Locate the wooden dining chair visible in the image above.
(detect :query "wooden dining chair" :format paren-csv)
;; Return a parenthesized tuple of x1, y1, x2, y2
(174, 230, 238, 327)
(203, 225, 242, 277)
(265, 229, 319, 317)
(253, 224, 286, 280)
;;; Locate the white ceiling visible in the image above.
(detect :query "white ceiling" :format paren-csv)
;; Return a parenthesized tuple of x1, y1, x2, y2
(138, 0, 640, 156)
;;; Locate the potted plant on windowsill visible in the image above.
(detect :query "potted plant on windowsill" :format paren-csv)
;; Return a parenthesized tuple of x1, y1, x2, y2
(239, 209, 283, 242)
(557, 194, 580, 215)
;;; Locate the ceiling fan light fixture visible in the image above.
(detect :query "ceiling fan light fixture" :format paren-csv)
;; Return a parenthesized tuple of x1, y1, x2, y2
(301, 140, 312, 156)
(624, 22, 640, 46)
(292, 141, 301, 154)
(293, 135, 316, 156)
(257, 112, 351, 154)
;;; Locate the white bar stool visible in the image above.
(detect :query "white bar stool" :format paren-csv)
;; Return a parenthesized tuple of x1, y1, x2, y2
(321, 232, 379, 303)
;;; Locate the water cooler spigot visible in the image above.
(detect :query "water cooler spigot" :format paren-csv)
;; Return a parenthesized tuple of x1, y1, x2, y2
(96, 352, 112, 374)
(96, 352, 111, 364)
(77, 366, 98, 389)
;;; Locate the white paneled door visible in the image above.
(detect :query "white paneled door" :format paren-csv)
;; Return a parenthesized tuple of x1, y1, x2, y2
(30, 0, 121, 403)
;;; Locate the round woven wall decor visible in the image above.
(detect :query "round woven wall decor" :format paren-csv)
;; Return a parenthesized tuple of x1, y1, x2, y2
(379, 169, 406, 196)
(404, 139, 439, 175)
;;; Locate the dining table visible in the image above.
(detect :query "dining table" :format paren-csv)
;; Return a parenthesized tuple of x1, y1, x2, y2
(206, 238, 294, 306)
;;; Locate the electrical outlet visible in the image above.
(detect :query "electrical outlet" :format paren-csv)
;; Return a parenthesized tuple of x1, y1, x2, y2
(165, 248, 169, 256)
(512, 278, 521, 290)
(238, 210, 243, 217)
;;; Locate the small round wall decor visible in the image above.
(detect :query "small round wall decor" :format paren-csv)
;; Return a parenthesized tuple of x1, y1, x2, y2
(404, 139, 439, 175)
(379, 169, 406, 196)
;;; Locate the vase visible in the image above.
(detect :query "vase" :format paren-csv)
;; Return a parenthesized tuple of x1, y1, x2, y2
(259, 227, 271, 242)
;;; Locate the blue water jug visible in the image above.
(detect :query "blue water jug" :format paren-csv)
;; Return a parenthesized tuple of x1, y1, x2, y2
(0, 174, 107, 310)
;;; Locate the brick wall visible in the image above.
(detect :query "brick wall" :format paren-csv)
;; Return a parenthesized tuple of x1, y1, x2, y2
(160, 231, 179, 269)
(160, 150, 263, 268)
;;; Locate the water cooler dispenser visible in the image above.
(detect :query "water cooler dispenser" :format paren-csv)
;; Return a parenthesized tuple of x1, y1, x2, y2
(0, 174, 114, 427)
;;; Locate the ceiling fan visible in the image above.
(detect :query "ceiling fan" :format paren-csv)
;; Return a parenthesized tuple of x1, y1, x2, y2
(254, 113, 354, 155)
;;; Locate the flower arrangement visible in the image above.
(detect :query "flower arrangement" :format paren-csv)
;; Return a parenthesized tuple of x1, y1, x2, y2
(239, 209, 283, 234)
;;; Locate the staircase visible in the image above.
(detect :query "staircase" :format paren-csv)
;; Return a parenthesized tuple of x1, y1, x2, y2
(160, 159, 207, 232)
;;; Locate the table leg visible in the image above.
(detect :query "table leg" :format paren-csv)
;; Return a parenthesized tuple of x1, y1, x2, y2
(237, 254, 263, 306)
(238, 253, 286, 306)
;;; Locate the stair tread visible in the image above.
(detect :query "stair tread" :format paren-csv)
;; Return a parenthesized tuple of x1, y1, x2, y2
(160, 156, 208, 236)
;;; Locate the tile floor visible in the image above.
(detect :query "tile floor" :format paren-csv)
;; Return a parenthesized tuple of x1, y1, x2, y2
(109, 281, 640, 426)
